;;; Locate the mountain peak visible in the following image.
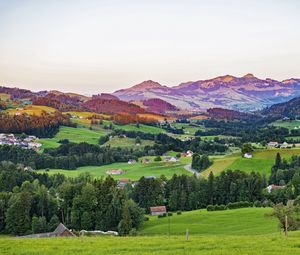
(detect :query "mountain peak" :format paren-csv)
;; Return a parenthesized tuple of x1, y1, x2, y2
(243, 73, 256, 79)
(129, 80, 163, 91)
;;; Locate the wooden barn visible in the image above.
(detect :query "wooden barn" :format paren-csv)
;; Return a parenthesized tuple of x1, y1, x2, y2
(18, 223, 75, 238)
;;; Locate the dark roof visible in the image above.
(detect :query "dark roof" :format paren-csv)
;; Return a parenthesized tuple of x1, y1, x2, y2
(54, 223, 71, 235)
(18, 223, 75, 238)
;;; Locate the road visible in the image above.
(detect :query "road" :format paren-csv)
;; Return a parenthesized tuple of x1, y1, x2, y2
(184, 164, 200, 177)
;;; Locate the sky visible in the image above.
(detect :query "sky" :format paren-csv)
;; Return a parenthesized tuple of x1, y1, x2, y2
(0, 0, 299, 94)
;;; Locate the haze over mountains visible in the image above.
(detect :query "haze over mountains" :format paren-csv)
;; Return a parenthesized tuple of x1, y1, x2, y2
(114, 74, 300, 111)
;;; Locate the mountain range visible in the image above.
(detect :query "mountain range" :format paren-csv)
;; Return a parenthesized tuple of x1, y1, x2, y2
(113, 74, 300, 112)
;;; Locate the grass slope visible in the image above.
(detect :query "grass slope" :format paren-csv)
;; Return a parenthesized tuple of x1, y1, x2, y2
(39, 126, 109, 149)
(203, 149, 300, 176)
(103, 137, 154, 148)
(141, 208, 278, 236)
(38, 159, 191, 180)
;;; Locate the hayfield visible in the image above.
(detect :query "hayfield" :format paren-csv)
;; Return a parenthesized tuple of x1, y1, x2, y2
(37, 159, 191, 180)
(203, 148, 300, 176)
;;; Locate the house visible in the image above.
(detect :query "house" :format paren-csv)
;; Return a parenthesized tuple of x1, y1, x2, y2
(266, 184, 285, 193)
(106, 169, 124, 175)
(268, 141, 279, 148)
(280, 142, 290, 149)
(186, 150, 193, 157)
(150, 206, 167, 216)
(117, 178, 131, 189)
(128, 159, 137, 164)
(142, 158, 151, 164)
(244, 153, 253, 159)
(164, 156, 179, 162)
(18, 223, 75, 238)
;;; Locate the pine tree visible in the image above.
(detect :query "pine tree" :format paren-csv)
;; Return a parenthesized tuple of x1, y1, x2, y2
(118, 202, 132, 236)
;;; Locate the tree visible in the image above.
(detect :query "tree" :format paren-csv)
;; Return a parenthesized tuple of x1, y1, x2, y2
(241, 143, 253, 155)
(5, 192, 32, 235)
(275, 153, 282, 168)
(32, 216, 47, 234)
(118, 202, 132, 236)
(81, 211, 93, 230)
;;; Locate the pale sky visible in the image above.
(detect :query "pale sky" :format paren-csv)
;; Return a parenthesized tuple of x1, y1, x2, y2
(0, 0, 299, 94)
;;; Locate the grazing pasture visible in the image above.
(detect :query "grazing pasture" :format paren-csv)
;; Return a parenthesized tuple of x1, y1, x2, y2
(203, 148, 300, 176)
(103, 136, 154, 148)
(271, 120, 300, 130)
(39, 126, 109, 149)
(37, 159, 191, 180)
(141, 208, 277, 236)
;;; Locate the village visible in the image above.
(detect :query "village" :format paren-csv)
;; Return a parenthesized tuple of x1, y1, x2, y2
(0, 133, 42, 150)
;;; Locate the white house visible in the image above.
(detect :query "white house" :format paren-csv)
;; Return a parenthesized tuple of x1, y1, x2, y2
(244, 153, 253, 159)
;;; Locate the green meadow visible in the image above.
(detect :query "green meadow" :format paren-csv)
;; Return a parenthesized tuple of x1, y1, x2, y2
(271, 120, 300, 130)
(141, 208, 277, 236)
(37, 159, 192, 180)
(103, 136, 155, 148)
(203, 148, 300, 177)
(1, 208, 297, 255)
(39, 126, 109, 149)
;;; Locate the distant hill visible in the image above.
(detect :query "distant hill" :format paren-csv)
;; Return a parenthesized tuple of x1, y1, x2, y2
(261, 96, 300, 119)
(82, 97, 146, 115)
(131, 98, 179, 115)
(113, 75, 300, 111)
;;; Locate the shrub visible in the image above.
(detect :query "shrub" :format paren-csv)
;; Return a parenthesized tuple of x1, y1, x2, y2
(157, 215, 163, 218)
(206, 205, 215, 211)
(154, 156, 162, 162)
(162, 213, 167, 217)
(177, 211, 182, 215)
(144, 217, 149, 221)
(129, 228, 138, 236)
(167, 212, 173, 216)
(254, 201, 262, 207)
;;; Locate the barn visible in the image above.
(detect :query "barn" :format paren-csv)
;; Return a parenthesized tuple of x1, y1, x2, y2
(18, 223, 75, 238)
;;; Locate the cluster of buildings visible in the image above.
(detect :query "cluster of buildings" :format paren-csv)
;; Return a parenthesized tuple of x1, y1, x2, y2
(267, 141, 293, 149)
(0, 133, 42, 150)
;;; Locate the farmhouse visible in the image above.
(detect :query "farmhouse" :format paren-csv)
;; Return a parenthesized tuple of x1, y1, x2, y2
(106, 169, 124, 175)
(150, 206, 167, 216)
(266, 184, 285, 193)
(244, 153, 253, 159)
(142, 158, 151, 164)
(267, 141, 279, 148)
(117, 178, 132, 189)
(128, 159, 137, 164)
(164, 156, 179, 162)
(18, 223, 75, 238)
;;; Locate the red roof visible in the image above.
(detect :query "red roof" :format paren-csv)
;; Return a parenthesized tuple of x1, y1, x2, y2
(150, 206, 166, 213)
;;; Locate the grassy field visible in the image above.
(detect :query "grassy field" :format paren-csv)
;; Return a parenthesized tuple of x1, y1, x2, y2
(0, 208, 296, 255)
(142, 208, 277, 236)
(37, 159, 191, 180)
(0, 93, 10, 100)
(2, 233, 300, 255)
(114, 123, 165, 134)
(39, 126, 109, 149)
(203, 148, 300, 176)
(6, 105, 57, 116)
(104, 136, 154, 148)
(272, 120, 300, 130)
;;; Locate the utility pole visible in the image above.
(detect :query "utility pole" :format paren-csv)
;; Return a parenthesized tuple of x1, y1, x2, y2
(285, 215, 288, 236)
